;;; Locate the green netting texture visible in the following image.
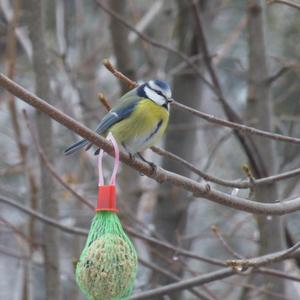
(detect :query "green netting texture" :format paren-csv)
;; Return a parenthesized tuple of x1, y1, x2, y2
(76, 212, 138, 300)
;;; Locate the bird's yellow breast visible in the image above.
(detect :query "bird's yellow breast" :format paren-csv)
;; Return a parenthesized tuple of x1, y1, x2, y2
(109, 99, 169, 153)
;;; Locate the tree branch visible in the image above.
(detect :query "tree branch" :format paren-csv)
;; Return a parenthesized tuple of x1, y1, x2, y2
(268, 0, 300, 10)
(2, 190, 300, 293)
(96, 0, 215, 92)
(103, 59, 300, 146)
(129, 268, 236, 299)
(23, 110, 94, 210)
(0, 194, 87, 236)
(3, 73, 300, 215)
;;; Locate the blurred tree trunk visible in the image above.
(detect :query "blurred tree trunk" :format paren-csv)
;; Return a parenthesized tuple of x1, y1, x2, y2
(108, 0, 141, 214)
(109, 0, 136, 94)
(5, 1, 37, 299)
(26, 0, 61, 299)
(151, 1, 203, 298)
(243, 1, 285, 299)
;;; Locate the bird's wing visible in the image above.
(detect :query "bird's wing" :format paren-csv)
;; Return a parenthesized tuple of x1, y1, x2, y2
(64, 88, 142, 155)
(95, 92, 140, 134)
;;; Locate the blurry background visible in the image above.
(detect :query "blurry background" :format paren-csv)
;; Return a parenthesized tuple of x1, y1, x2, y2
(1, 0, 300, 299)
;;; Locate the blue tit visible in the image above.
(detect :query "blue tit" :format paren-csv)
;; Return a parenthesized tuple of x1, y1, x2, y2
(64, 79, 173, 164)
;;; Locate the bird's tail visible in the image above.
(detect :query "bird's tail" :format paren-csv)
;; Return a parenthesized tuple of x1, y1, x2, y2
(64, 139, 90, 155)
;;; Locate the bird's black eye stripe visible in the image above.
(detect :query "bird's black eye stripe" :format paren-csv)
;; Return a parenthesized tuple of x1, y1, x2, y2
(146, 83, 166, 98)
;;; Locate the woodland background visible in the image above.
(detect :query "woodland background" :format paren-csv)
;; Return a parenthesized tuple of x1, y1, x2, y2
(1, 0, 300, 299)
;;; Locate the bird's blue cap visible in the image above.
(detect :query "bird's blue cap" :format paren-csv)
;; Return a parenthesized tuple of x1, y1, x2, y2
(153, 79, 170, 91)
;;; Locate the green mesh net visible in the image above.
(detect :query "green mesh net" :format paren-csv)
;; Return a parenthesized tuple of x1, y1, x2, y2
(76, 211, 138, 300)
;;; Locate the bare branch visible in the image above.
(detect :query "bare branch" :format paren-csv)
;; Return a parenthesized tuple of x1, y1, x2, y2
(3, 73, 300, 215)
(226, 240, 300, 269)
(103, 58, 137, 89)
(2, 190, 300, 290)
(129, 268, 236, 299)
(101, 61, 300, 189)
(97, 92, 112, 111)
(126, 226, 225, 267)
(173, 100, 300, 144)
(267, 0, 300, 10)
(138, 258, 214, 300)
(258, 267, 300, 283)
(23, 110, 94, 210)
(211, 225, 244, 259)
(0, 194, 87, 236)
(96, 0, 215, 92)
(103, 59, 300, 146)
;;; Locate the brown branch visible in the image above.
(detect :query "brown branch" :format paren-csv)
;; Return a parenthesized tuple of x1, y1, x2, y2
(211, 225, 244, 259)
(2, 191, 300, 292)
(226, 239, 300, 269)
(103, 59, 137, 89)
(139, 257, 214, 300)
(97, 92, 112, 111)
(0, 245, 29, 261)
(5, 0, 25, 162)
(4, 73, 300, 215)
(0, 194, 88, 236)
(172, 100, 300, 145)
(0, 216, 38, 248)
(213, 15, 248, 65)
(103, 59, 300, 146)
(201, 131, 233, 172)
(22, 110, 94, 210)
(96, 2, 297, 179)
(191, 0, 268, 178)
(267, 0, 300, 10)
(3, 190, 300, 273)
(126, 226, 225, 267)
(258, 267, 300, 283)
(101, 61, 300, 189)
(131, 244, 300, 299)
(266, 66, 290, 85)
(129, 268, 236, 299)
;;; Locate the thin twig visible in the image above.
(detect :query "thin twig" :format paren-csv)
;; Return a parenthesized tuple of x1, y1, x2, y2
(139, 257, 214, 300)
(126, 226, 225, 267)
(103, 59, 137, 89)
(97, 92, 112, 111)
(191, 0, 268, 177)
(211, 225, 244, 259)
(96, 0, 216, 92)
(101, 61, 300, 189)
(23, 110, 94, 210)
(172, 100, 300, 145)
(258, 267, 300, 283)
(0, 194, 88, 236)
(267, 0, 300, 10)
(266, 66, 290, 85)
(0, 216, 38, 248)
(129, 268, 236, 299)
(103, 58, 300, 146)
(226, 240, 300, 269)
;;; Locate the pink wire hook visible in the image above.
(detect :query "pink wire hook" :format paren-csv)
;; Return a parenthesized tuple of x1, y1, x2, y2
(98, 132, 120, 186)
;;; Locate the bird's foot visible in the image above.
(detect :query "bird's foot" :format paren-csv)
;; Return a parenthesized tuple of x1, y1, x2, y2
(137, 152, 157, 175)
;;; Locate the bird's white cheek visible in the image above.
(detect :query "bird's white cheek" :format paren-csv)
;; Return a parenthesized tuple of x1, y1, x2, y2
(144, 86, 165, 106)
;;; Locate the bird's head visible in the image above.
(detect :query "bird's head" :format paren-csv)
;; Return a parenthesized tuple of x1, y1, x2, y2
(137, 79, 173, 110)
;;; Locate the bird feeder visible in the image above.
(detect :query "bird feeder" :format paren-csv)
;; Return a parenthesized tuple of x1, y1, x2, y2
(75, 133, 138, 300)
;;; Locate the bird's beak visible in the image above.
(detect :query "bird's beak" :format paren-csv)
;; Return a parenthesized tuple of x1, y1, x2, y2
(167, 98, 174, 104)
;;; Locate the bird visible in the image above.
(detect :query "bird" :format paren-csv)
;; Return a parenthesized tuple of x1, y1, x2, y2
(64, 79, 173, 167)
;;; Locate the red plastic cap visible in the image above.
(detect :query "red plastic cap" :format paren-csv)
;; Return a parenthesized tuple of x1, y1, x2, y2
(96, 185, 118, 212)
